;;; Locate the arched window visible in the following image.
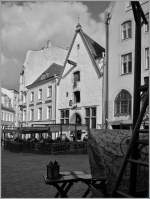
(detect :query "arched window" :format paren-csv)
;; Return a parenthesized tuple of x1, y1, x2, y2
(114, 90, 131, 116)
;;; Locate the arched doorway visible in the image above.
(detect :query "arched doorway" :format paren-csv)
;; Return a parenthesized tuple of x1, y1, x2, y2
(76, 113, 81, 124)
(70, 112, 82, 124)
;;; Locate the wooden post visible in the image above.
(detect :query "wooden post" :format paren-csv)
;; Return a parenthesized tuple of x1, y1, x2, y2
(129, 2, 148, 195)
(103, 12, 111, 129)
(60, 123, 62, 140)
(75, 123, 77, 141)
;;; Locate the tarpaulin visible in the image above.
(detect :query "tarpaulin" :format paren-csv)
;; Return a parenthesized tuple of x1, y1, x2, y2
(88, 129, 148, 195)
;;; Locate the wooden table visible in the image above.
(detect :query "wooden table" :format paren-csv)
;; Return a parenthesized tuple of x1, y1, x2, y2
(43, 171, 106, 198)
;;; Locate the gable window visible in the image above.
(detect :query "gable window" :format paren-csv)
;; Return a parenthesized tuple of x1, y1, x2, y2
(73, 71, 80, 88)
(38, 107, 42, 120)
(47, 106, 52, 119)
(38, 89, 42, 100)
(30, 109, 34, 121)
(114, 90, 131, 116)
(47, 86, 52, 98)
(60, 109, 69, 124)
(145, 48, 149, 69)
(74, 71, 80, 82)
(121, 53, 132, 74)
(85, 107, 97, 129)
(30, 91, 34, 102)
(121, 21, 132, 40)
(74, 91, 80, 103)
(145, 13, 149, 32)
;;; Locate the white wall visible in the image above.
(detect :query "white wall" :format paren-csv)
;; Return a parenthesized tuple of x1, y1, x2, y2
(108, 1, 149, 124)
(57, 33, 103, 127)
(24, 44, 67, 87)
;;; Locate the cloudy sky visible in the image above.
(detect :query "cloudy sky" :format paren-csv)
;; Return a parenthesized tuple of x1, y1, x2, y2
(1, 0, 111, 91)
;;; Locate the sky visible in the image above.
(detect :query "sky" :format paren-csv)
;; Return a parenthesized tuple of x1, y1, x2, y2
(1, 0, 111, 91)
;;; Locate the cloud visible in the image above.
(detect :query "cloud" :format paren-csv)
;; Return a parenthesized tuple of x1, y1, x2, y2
(0, 54, 21, 90)
(1, 1, 106, 90)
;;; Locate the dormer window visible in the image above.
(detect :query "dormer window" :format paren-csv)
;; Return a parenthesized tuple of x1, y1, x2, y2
(77, 44, 80, 50)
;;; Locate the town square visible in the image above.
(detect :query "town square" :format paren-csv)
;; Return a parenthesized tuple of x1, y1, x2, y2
(0, 0, 149, 198)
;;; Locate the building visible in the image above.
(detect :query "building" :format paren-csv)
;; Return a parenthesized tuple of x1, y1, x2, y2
(1, 88, 19, 128)
(107, 0, 149, 129)
(24, 63, 63, 126)
(57, 24, 105, 129)
(19, 42, 67, 126)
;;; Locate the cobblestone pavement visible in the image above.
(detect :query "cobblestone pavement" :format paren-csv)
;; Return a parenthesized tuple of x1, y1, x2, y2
(1, 149, 91, 198)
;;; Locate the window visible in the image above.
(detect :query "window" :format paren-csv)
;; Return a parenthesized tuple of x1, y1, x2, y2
(114, 90, 131, 116)
(121, 53, 132, 74)
(30, 109, 34, 121)
(23, 92, 26, 103)
(38, 108, 42, 120)
(30, 92, 34, 102)
(47, 106, 52, 119)
(20, 91, 23, 101)
(85, 108, 90, 127)
(10, 114, 12, 122)
(74, 91, 80, 103)
(73, 71, 80, 88)
(2, 112, 4, 121)
(60, 109, 69, 124)
(145, 48, 149, 69)
(38, 89, 42, 100)
(85, 107, 97, 129)
(121, 21, 132, 40)
(23, 110, 26, 121)
(145, 13, 149, 32)
(47, 86, 52, 98)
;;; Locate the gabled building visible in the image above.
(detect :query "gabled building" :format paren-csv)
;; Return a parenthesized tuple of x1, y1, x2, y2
(22, 63, 63, 126)
(19, 42, 67, 126)
(107, 0, 149, 129)
(57, 24, 105, 129)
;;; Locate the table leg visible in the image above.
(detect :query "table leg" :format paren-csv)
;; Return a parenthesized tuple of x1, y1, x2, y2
(82, 180, 107, 198)
(82, 187, 90, 198)
(54, 182, 74, 198)
(55, 182, 67, 198)
(63, 182, 74, 195)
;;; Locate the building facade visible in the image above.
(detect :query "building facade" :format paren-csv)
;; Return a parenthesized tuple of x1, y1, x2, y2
(108, 0, 149, 129)
(19, 42, 67, 126)
(1, 88, 19, 128)
(23, 63, 63, 126)
(57, 24, 105, 129)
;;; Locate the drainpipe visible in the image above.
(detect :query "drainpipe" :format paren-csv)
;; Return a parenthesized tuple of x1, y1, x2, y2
(55, 77, 57, 124)
(103, 12, 111, 129)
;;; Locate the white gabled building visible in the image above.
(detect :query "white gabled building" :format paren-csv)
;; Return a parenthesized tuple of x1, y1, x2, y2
(57, 24, 105, 129)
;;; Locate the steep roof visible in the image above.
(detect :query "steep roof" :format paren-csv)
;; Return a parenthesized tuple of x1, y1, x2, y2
(81, 31, 105, 59)
(27, 63, 63, 89)
(58, 24, 105, 84)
